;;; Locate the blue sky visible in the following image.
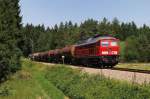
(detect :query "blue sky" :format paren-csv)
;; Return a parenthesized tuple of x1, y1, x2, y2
(20, 0, 150, 27)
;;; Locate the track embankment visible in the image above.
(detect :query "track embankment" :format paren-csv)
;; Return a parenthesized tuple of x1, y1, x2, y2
(39, 62, 150, 84)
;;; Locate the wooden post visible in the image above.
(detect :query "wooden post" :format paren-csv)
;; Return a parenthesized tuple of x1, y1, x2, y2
(132, 72, 136, 84)
(62, 56, 65, 64)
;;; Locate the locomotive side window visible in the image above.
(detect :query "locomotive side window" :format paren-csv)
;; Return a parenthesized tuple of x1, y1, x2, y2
(110, 41, 118, 46)
(101, 41, 109, 47)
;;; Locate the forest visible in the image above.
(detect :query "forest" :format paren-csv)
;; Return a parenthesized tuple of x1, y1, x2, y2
(0, 0, 150, 81)
(21, 18, 150, 62)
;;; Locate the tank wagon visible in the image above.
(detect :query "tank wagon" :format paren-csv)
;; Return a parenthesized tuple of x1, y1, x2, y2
(30, 35, 120, 67)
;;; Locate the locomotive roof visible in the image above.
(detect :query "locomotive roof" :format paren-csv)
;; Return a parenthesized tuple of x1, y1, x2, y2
(76, 36, 116, 46)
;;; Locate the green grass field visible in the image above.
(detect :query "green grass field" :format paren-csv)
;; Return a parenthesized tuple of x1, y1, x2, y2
(0, 59, 65, 99)
(0, 59, 150, 99)
(45, 65, 150, 99)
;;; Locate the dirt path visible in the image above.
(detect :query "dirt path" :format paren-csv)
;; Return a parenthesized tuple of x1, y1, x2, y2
(40, 62, 150, 84)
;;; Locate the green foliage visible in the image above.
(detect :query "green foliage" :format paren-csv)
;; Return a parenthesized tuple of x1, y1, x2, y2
(124, 26, 150, 62)
(0, 0, 22, 81)
(0, 59, 65, 99)
(20, 17, 150, 62)
(124, 36, 139, 62)
(136, 27, 150, 62)
(46, 66, 150, 99)
(80, 19, 98, 38)
(0, 85, 11, 96)
(119, 41, 125, 62)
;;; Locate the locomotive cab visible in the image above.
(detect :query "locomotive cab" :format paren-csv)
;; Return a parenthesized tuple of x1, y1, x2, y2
(99, 38, 120, 66)
(100, 39, 119, 55)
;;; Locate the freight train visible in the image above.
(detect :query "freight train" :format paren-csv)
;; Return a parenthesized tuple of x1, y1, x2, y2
(30, 35, 120, 68)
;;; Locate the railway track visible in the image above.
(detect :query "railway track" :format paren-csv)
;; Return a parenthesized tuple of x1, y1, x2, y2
(72, 64, 150, 74)
(40, 61, 150, 74)
(111, 67, 150, 74)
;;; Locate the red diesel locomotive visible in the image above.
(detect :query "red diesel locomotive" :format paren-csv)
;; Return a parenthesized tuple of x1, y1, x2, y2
(30, 35, 120, 67)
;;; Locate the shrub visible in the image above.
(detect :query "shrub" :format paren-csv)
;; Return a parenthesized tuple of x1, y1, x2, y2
(124, 36, 139, 62)
(124, 32, 150, 62)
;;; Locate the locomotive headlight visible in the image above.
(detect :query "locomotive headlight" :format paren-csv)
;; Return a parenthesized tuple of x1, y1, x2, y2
(112, 51, 117, 54)
(102, 51, 108, 55)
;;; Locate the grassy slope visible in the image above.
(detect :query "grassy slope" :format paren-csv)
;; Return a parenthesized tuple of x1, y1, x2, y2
(46, 66, 150, 99)
(0, 59, 65, 99)
(0, 59, 150, 99)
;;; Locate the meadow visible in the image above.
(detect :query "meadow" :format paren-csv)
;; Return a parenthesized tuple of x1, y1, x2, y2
(0, 59, 150, 99)
(0, 59, 65, 99)
(46, 65, 150, 99)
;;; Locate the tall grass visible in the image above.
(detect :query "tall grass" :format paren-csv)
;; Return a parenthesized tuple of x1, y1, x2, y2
(0, 59, 65, 99)
(46, 66, 150, 99)
(1, 59, 149, 99)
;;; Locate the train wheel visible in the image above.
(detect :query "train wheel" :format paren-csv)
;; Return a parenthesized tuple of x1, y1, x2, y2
(104, 65, 109, 68)
(98, 61, 103, 68)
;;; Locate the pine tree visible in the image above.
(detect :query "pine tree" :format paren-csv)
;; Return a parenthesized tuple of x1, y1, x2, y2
(98, 18, 111, 35)
(111, 18, 121, 37)
(0, 0, 22, 81)
(80, 19, 98, 38)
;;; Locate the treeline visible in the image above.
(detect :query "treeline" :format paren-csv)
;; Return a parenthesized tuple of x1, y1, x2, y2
(125, 26, 150, 62)
(21, 18, 150, 62)
(0, 0, 22, 82)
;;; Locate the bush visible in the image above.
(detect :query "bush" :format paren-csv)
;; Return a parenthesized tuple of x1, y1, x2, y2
(0, 85, 11, 96)
(136, 33, 150, 62)
(124, 31, 150, 62)
(124, 36, 139, 62)
(119, 41, 126, 62)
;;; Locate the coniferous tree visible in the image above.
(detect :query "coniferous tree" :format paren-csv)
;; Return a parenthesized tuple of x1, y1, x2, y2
(98, 18, 111, 35)
(0, 0, 22, 81)
(111, 18, 121, 38)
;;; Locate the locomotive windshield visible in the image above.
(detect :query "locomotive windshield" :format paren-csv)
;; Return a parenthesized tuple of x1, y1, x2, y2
(110, 41, 118, 46)
(101, 40, 118, 47)
(101, 41, 109, 47)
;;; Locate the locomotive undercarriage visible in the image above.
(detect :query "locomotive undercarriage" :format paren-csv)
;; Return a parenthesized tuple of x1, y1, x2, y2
(72, 55, 119, 68)
(35, 55, 119, 68)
